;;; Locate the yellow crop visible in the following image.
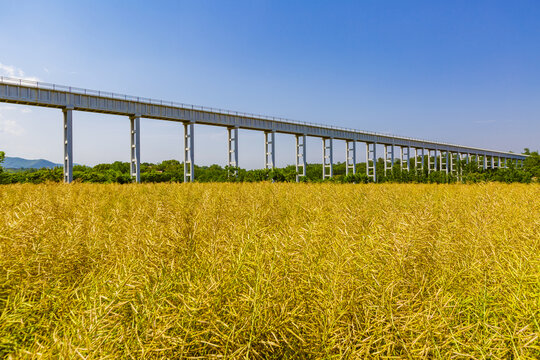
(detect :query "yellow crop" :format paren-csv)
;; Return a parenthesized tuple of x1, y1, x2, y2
(0, 183, 539, 358)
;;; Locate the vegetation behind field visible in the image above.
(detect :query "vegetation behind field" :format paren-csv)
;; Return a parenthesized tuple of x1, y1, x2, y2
(0, 183, 538, 358)
(0, 150, 539, 184)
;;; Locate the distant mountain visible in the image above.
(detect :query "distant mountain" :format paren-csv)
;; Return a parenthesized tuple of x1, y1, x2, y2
(2, 157, 62, 169)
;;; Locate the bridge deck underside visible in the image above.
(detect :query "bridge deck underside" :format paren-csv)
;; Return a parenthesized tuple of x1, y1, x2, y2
(0, 82, 525, 160)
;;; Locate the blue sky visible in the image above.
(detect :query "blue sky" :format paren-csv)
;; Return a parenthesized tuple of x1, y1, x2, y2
(0, 0, 539, 168)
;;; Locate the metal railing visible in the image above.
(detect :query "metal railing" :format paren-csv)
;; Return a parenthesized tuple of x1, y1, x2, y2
(0, 76, 522, 155)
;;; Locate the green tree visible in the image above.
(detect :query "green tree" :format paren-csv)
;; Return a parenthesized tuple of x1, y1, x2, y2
(0, 151, 4, 173)
(523, 150, 540, 179)
(0, 152, 538, 184)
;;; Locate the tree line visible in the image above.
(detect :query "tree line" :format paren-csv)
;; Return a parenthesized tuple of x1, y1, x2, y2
(0, 150, 539, 184)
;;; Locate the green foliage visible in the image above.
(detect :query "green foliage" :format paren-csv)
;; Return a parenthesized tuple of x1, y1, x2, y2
(0, 152, 538, 185)
(0, 151, 4, 174)
(523, 150, 540, 179)
(341, 173, 370, 183)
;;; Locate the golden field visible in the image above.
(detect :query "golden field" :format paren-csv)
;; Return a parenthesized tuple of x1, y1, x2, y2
(0, 183, 539, 359)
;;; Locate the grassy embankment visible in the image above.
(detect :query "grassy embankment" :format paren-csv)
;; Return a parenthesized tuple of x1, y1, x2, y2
(0, 183, 539, 358)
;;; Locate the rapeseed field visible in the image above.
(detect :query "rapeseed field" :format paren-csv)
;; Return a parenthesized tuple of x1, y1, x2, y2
(0, 183, 538, 358)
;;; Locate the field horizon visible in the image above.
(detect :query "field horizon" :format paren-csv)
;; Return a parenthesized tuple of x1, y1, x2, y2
(0, 182, 539, 358)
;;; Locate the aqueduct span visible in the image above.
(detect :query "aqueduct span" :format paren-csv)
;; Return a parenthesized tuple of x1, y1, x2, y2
(0, 77, 526, 183)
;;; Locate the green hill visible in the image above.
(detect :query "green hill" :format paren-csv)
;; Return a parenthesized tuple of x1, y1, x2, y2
(3, 157, 61, 169)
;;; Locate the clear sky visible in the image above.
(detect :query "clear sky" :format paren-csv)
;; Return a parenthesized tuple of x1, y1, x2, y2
(1, 0, 539, 168)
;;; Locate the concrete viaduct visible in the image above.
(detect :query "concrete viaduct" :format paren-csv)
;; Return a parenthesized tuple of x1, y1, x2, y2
(0, 77, 526, 183)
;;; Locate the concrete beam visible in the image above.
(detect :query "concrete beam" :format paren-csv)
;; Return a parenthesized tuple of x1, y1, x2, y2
(0, 79, 527, 161)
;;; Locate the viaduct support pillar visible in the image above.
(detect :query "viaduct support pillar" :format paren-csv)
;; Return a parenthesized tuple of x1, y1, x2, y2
(184, 122, 194, 182)
(458, 153, 464, 180)
(407, 146, 411, 171)
(438, 150, 444, 173)
(63, 108, 73, 183)
(227, 126, 239, 177)
(384, 144, 395, 176)
(296, 134, 306, 182)
(366, 142, 377, 182)
(422, 148, 426, 173)
(414, 148, 420, 174)
(130, 115, 141, 183)
(322, 137, 333, 179)
(346, 140, 356, 176)
(401, 146, 410, 172)
(416, 148, 425, 175)
(265, 130, 276, 170)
